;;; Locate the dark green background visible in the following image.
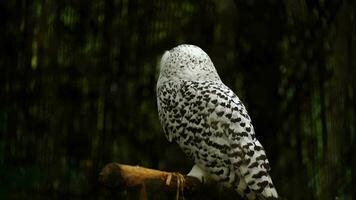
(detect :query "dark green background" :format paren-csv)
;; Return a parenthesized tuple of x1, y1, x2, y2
(1, 0, 355, 199)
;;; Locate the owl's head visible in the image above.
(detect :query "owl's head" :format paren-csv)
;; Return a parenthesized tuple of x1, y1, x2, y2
(158, 44, 220, 83)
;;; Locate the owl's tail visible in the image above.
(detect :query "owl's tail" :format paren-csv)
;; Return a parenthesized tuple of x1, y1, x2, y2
(237, 163, 278, 199)
(258, 185, 279, 200)
(238, 140, 278, 200)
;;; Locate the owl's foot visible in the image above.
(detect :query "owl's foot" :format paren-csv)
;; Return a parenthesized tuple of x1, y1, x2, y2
(187, 164, 209, 184)
(174, 172, 185, 200)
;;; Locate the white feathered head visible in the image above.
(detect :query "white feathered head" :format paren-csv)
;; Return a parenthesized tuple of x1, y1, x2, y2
(158, 44, 220, 83)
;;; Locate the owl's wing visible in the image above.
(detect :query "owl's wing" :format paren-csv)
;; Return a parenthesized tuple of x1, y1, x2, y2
(200, 82, 277, 198)
(157, 80, 277, 198)
(157, 81, 179, 142)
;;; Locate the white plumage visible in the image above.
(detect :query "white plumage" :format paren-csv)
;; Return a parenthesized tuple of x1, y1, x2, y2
(156, 44, 278, 199)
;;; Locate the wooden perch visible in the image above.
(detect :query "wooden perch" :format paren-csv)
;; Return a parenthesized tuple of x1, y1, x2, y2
(99, 163, 243, 200)
(99, 163, 202, 200)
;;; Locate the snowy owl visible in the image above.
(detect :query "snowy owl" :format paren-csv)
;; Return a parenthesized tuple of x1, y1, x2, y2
(156, 44, 278, 199)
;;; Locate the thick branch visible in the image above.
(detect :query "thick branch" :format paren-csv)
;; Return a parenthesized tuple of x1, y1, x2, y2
(99, 163, 201, 197)
(99, 163, 242, 200)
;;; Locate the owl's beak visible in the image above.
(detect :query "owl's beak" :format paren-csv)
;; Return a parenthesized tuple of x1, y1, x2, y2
(161, 51, 170, 64)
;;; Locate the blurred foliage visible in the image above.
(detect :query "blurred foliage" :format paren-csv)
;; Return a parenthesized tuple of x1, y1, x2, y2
(0, 0, 355, 199)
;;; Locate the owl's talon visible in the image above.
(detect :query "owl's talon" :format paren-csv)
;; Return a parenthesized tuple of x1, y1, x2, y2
(173, 173, 185, 200)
